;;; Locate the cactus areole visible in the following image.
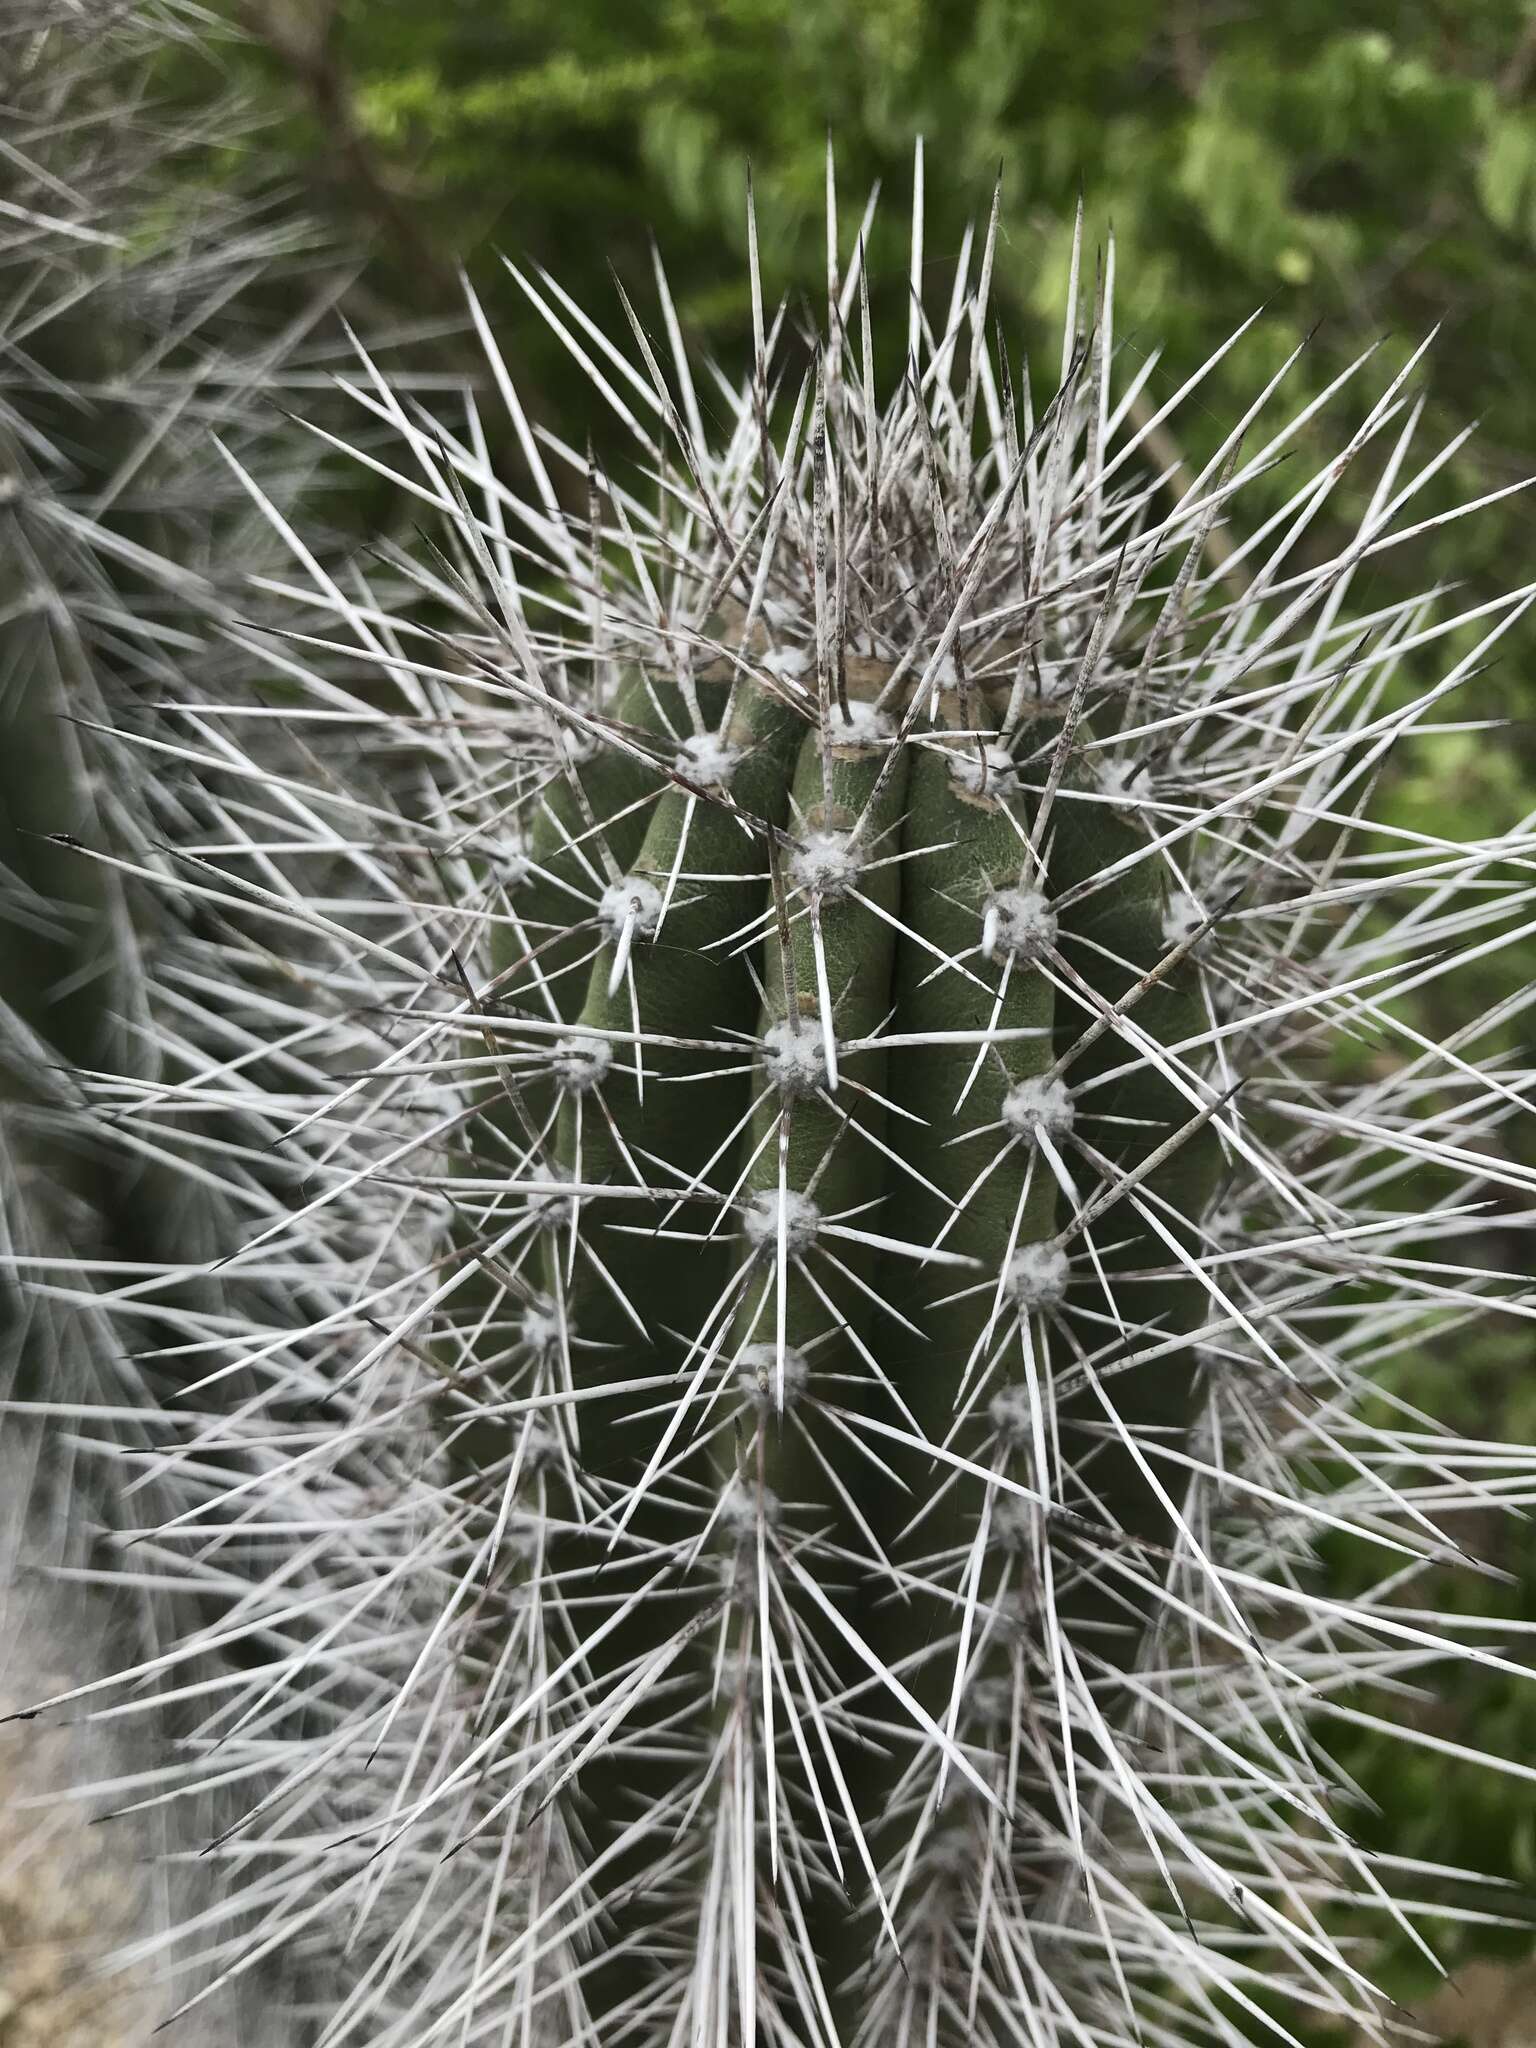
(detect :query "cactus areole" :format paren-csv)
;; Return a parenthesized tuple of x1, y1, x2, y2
(498, 607, 1223, 1573)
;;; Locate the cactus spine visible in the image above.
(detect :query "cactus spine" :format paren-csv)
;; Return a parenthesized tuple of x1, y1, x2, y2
(11, 145, 1536, 2048)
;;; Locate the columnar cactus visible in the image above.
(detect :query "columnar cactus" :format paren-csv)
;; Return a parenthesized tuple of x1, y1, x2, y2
(13, 154, 1536, 2048)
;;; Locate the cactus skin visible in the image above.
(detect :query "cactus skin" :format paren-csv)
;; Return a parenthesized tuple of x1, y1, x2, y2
(11, 150, 1536, 2048)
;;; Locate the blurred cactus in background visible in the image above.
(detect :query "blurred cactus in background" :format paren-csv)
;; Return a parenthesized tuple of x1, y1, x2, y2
(1, 6, 363, 2037)
(1, 0, 340, 1514)
(7, 95, 1536, 2044)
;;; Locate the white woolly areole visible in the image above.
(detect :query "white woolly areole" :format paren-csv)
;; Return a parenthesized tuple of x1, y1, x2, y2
(790, 829, 864, 900)
(504, 1516, 546, 1571)
(597, 875, 663, 942)
(718, 1475, 781, 1539)
(529, 1167, 577, 1234)
(949, 743, 1020, 800)
(555, 720, 603, 771)
(762, 1018, 829, 1099)
(1204, 1200, 1246, 1250)
(982, 886, 1057, 962)
(550, 1033, 612, 1095)
(519, 1417, 562, 1474)
(760, 647, 811, 681)
(675, 731, 741, 790)
(518, 1300, 565, 1362)
(1162, 889, 1207, 948)
(827, 701, 891, 750)
(988, 1381, 1038, 1446)
(1001, 1074, 1074, 1140)
(1099, 758, 1152, 806)
(1004, 1241, 1070, 1311)
(919, 1822, 976, 1880)
(715, 1479, 782, 1597)
(736, 1342, 810, 1408)
(994, 1585, 1041, 1642)
(743, 1188, 821, 1256)
(990, 1494, 1039, 1553)
(966, 1675, 1016, 1729)
(713, 1645, 764, 1693)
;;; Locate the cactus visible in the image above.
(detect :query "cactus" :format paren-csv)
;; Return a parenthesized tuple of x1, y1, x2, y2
(1, 0, 343, 1433)
(12, 146, 1536, 2048)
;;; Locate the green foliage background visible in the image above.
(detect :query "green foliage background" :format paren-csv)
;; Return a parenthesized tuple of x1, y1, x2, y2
(163, 0, 1536, 2020)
